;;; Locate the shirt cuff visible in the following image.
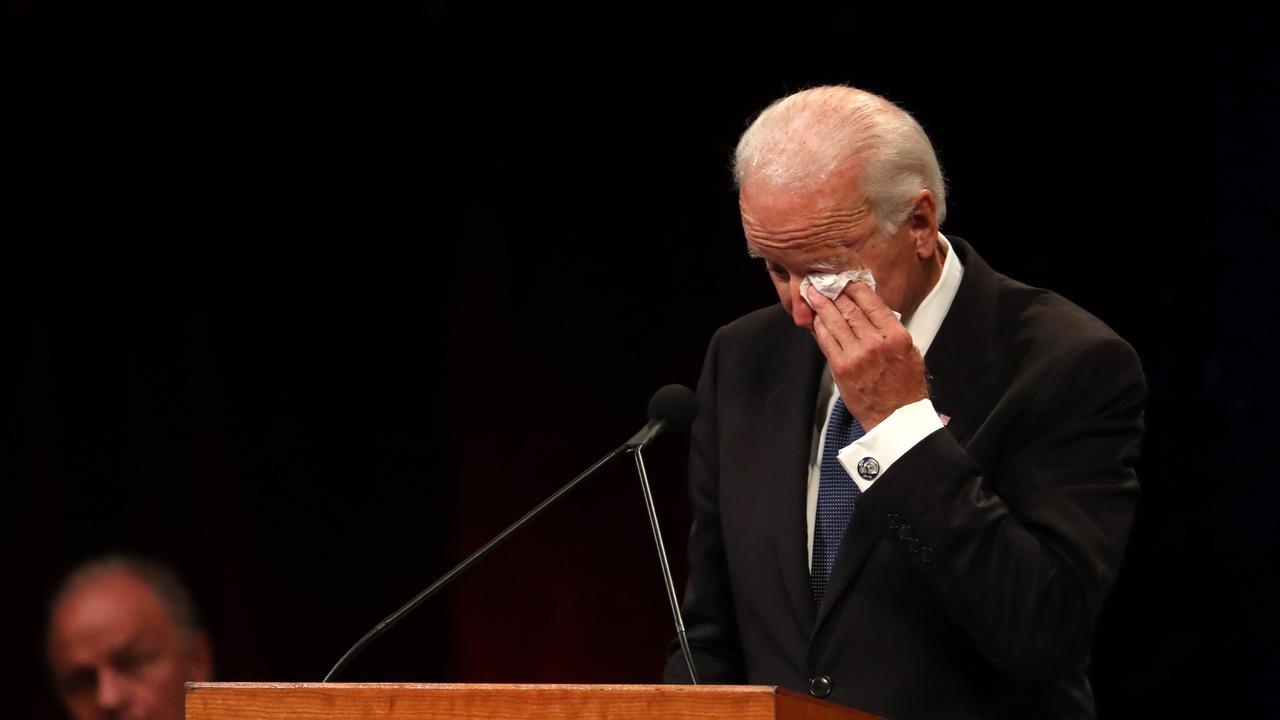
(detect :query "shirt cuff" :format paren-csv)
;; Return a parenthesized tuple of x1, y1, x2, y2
(838, 398, 944, 492)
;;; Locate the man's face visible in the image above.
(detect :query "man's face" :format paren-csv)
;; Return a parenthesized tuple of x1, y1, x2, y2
(48, 572, 210, 720)
(739, 170, 926, 330)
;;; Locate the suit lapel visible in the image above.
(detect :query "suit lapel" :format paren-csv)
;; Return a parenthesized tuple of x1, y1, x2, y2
(923, 236, 1001, 448)
(765, 324, 825, 635)
(812, 236, 1000, 633)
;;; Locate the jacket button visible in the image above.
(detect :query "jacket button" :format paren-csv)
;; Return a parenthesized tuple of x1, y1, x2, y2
(809, 674, 832, 698)
(905, 538, 921, 553)
(920, 546, 935, 564)
(886, 512, 902, 528)
(897, 523, 913, 540)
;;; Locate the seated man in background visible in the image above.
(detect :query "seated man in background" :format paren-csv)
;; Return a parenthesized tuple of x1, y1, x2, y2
(46, 555, 213, 720)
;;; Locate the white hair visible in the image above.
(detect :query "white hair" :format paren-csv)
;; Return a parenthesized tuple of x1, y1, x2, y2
(733, 85, 947, 234)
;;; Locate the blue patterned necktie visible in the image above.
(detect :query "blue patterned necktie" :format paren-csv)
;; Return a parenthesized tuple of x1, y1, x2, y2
(811, 395, 865, 607)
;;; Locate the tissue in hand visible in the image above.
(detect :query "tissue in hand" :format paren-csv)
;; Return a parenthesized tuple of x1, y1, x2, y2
(798, 269, 902, 321)
(799, 269, 877, 308)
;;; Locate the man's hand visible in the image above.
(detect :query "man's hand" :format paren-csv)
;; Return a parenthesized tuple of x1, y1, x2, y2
(808, 282, 929, 431)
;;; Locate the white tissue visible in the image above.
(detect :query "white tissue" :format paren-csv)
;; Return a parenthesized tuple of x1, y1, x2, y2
(799, 269, 877, 307)
(799, 269, 902, 321)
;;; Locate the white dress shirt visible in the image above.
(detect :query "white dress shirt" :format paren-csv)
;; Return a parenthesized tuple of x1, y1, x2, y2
(805, 233, 966, 565)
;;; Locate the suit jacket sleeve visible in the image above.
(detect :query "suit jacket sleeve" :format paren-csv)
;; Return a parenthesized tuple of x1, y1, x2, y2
(663, 327, 748, 683)
(856, 333, 1146, 679)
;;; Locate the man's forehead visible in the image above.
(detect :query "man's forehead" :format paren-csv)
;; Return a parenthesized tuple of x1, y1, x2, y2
(740, 184, 874, 253)
(739, 183, 870, 219)
(51, 573, 174, 657)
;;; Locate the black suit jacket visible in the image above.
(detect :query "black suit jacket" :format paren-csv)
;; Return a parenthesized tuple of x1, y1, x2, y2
(664, 238, 1145, 720)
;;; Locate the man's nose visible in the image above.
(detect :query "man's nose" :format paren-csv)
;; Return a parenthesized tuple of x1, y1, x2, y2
(95, 668, 128, 712)
(788, 278, 815, 329)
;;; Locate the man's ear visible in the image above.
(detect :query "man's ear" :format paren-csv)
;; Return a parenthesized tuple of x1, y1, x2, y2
(906, 190, 939, 258)
(187, 630, 213, 682)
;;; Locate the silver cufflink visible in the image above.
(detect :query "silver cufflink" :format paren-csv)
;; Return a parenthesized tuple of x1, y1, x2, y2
(857, 456, 880, 480)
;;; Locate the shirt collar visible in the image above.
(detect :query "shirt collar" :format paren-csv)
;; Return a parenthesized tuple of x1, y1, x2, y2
(905, 232, 965, 357)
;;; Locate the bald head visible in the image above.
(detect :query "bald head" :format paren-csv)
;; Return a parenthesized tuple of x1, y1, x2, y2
(46, 558, 211, 720)
(734, 85, 946, 234)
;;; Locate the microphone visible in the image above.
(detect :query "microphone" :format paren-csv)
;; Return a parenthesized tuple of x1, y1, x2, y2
(625, 384, 699, 450)
(323, 384, 699, 683)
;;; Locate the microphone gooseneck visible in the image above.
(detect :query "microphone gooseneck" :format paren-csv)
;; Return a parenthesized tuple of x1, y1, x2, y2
(631, 442, 699, 684)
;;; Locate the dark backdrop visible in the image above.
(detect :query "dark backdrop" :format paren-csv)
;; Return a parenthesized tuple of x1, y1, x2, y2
(5, 3, 1277, 718)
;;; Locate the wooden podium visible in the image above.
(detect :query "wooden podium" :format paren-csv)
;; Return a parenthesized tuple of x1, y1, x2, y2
(186, 682, 885, 719)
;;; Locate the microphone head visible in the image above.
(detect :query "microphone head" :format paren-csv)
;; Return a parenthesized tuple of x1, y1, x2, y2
(648, 384, 699, 432)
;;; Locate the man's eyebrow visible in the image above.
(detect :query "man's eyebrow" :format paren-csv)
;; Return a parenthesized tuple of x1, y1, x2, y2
(59, 666, 97, 694)
(109, 637, 145, 656)
(742, 250, 844, 273)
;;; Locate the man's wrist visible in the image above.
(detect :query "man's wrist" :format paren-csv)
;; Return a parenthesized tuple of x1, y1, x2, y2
(838, 398, 944, 491)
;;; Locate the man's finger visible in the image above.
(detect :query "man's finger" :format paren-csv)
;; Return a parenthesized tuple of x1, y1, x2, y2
(832, 284, 876, 339)
(812, 315, 843, 358)
(845, 281, 900, 329)
(807, 287, 858, 348)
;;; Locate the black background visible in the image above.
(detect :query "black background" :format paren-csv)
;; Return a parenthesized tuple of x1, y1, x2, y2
(5, 3, 1277, 718)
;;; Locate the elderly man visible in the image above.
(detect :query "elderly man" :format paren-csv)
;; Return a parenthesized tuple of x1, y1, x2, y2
(664, 86, 1144, 720)
(46, 556, 213, 720)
